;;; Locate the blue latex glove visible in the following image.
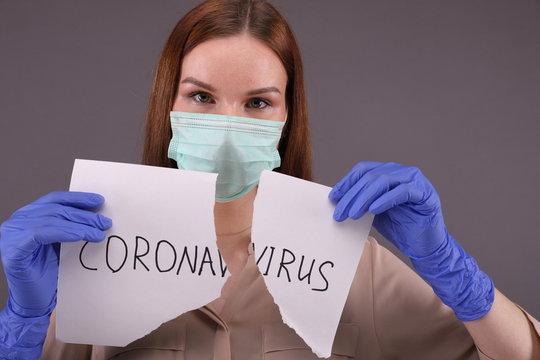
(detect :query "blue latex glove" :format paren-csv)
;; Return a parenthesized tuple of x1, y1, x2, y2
(0, 191, 111, 359)
(329, 161, 494, 321)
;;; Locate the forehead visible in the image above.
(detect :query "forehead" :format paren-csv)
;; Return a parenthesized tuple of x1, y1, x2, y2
(181, 34, 287, 89)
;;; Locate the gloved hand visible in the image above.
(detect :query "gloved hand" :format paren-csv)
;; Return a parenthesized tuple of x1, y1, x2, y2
(329, 161, 494, 321)
(0, 191, 111, 359)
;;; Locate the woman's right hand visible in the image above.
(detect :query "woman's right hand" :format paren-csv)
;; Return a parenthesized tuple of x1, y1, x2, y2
(0, 191, 112, 318)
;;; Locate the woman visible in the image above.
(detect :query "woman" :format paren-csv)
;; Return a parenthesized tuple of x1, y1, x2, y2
(0, 0, 539, 359)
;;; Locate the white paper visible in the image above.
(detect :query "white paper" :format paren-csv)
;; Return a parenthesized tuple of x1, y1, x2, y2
(57, 159, 226, 346)
(252, 170, 374, 358)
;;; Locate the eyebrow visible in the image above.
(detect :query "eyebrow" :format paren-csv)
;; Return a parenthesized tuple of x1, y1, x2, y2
(246, 87, 281, 96)
(181, 77, 216, 92)
(180, 76, 281, 95)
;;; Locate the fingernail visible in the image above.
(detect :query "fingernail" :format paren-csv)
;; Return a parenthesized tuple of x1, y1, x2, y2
(99, 214, 113, 229)
(328, 189, 336, 200)
(329, 188, 340, 201)
(333, 210, 343, 222)
(92, 194, 105, 203)
(91, 229, 107, 242)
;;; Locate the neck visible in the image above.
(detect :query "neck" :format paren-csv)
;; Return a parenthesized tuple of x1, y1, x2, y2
(214, 187, 257, 274)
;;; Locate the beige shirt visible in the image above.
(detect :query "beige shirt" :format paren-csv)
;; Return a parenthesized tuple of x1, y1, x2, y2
(42, 236, 540, 359)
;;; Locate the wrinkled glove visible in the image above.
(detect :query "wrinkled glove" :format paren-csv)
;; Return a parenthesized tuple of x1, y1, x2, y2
(0, 191, 111, 359)
(329, 161, 494, 321)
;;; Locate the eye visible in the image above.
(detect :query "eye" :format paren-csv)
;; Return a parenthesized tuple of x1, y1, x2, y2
(247, 98, 270, 109)
(190, 91, 214, 104)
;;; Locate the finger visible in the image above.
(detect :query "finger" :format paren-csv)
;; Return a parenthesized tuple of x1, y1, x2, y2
(12, 203, 112, 231)
(333, 163, 404, 221)
(328, 161, 383, 202)
(34, 226, 105, 245)
(367, 183, 425, 214)
(346, 176, 393, 220)
(6, 217, 107, 244)
(33, 191, 105, 209)
(333, 179, 369, 222)
(34, 223, 107, 245)
(347, 167, 417, 219)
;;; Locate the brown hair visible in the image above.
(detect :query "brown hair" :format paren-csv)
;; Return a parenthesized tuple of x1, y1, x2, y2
(142, 0, 312, 181)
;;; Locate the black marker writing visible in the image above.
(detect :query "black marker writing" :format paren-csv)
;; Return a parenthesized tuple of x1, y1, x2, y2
(312, 261, 334, 292)
(155, 240, 177, 273)
(79, 241, 97, 271)
(218, 249, 228, 277)
(298, 255, 316, 284)
(263, 246, 275, 276)
(176, 245, 198, 275)
(134, 236, 150, 271)
(277, 248, 295, 282)
(254, 244, 336, 292)
(78, 236, 336, 292)
(198, 246, 216, 276)
(106, 235, 128, 273)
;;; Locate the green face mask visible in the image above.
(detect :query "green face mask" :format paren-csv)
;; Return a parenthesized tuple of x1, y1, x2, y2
(168, 111, 285, 202)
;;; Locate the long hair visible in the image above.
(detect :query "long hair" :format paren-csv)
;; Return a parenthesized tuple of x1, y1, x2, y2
(142, 0, 312, 181)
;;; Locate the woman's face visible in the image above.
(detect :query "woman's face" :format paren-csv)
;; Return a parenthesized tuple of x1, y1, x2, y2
(173, 34, 288, 122)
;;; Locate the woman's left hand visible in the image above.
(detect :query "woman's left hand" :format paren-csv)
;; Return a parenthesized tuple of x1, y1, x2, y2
(329, 161, 495, 322)
(329, 161, 447, 258)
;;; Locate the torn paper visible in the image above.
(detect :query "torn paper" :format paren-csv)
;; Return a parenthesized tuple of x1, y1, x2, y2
(252, 170, 374, 358)
(57, 159, 226, 346)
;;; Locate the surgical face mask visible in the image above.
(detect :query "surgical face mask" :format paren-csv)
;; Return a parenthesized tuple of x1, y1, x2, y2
(168, 111, 286, 202)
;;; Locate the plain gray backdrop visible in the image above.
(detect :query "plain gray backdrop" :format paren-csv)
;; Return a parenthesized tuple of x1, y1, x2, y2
(1, 0, 539, 320)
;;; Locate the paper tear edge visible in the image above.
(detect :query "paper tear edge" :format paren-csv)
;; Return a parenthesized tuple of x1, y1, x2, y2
(257, 273, 332, 359)
(253, 232, 372, 359)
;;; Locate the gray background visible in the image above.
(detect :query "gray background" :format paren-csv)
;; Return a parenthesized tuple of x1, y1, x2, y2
(1, 0, 539, 319)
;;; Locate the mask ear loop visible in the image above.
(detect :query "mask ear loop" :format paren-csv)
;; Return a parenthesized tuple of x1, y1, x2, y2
(277, 110, 289, 153)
